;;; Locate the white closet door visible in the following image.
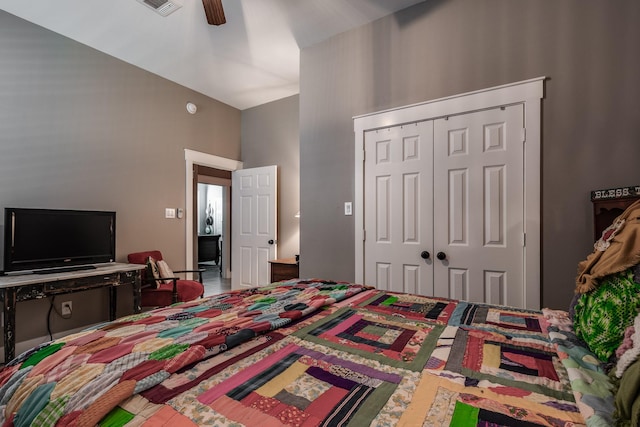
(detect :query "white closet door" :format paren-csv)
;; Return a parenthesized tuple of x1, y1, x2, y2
(363, 121, 434, 295)
(433, 105, 524, 306)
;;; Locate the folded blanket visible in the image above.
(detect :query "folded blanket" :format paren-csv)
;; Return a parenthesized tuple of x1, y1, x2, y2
(616, 313, 640, 379)
(614, 358, 640, 427)
(576, 199, 640, 293)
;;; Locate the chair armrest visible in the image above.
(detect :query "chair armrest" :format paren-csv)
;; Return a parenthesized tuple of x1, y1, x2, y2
(173, 269, 205, 284)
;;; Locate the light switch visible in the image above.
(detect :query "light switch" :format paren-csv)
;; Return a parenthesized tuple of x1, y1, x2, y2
(344, 202, 352, 216)
(165, 208, 176, 219)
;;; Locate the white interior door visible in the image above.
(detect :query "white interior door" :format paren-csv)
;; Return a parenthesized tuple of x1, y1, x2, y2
(364, 121, 434, 295)
(231, 165, 277, 289)
(362, 106, 526, 307)
(433, 105, 524, 306)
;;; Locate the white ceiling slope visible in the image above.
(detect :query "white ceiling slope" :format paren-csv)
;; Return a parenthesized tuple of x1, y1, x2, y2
(0, 0, 424, 110)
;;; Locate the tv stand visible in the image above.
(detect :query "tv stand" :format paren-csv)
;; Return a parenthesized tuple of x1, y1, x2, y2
(36, 265, 97, 275)
(0, 263, 143, 363)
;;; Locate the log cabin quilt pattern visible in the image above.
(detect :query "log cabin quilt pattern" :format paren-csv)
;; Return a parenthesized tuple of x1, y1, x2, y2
(0, 282, 614, 426)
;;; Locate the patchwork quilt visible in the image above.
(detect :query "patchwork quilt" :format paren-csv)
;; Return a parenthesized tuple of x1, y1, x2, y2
(0, 280, 613, 426)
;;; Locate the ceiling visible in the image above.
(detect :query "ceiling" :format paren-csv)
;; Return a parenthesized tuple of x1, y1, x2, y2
(0, 0, 424, 110)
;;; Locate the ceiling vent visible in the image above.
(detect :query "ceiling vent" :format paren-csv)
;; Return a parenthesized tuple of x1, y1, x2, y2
(137, 0, 182, 17)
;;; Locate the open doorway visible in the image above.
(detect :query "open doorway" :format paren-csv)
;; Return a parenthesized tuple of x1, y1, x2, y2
(197, 183, 223, 269)
(184, 149, 242, 295)
(194, 165, 232, 296)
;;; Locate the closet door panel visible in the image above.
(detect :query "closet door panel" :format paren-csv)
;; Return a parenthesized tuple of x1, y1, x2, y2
(364, 121, 434, 296)
(433, 106, 524, 307)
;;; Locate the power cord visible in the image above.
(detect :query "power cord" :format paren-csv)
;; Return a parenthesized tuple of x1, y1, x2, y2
(47, 295, 55, 341)
(47, 296, 68, 342)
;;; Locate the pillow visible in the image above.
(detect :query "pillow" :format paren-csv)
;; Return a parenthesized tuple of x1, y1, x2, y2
(573, 268, 640, 362)
(156, 260, 175, 284)
(145, 256, 161, 288)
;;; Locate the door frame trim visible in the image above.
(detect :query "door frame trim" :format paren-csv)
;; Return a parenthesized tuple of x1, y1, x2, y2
(185, 149, 243, 275)
(353, 77, 545, 309)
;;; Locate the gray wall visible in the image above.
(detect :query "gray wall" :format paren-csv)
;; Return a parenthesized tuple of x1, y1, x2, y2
(299, 0, 640, 309)
(241, 95, 300, 259)
(0, 10, 240, 351)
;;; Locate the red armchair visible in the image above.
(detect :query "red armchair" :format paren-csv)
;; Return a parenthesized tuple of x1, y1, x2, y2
(127, 250, 205, 307)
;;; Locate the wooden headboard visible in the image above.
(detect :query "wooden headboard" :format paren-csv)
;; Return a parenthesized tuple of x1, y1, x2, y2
(592, 185, 640, 241)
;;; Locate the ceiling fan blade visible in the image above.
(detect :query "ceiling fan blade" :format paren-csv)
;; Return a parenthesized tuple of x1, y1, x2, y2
(202, 0, 226, 25)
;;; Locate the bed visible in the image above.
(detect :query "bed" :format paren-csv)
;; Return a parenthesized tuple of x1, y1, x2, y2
(0, 275, 629, 427)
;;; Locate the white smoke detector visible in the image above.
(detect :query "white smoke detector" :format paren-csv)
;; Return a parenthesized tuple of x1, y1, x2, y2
(186, 103, 197, 114)
(136, 0, 182, 17)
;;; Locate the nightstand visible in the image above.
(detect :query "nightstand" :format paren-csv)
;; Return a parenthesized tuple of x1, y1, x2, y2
(269, 257, 299, 283)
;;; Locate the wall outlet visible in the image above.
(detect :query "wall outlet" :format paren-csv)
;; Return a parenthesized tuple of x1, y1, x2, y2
(61, 301, 72, 318)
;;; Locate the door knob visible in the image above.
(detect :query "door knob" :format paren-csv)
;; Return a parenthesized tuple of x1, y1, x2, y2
(436, 252, 447, 260)
(268, 239, 274, 245)
(420, 251, 430, 259)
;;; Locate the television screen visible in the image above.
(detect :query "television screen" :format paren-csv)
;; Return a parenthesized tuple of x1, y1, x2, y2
(3, 208, 116, 273)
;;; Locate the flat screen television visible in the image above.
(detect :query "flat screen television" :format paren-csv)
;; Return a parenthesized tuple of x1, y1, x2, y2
(3, 208, 116, 274)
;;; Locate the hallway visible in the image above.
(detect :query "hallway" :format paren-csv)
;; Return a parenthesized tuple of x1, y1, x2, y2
(200, 262, 231, 296)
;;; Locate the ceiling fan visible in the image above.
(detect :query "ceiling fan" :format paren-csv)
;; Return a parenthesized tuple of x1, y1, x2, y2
(202, 0, 226, 25)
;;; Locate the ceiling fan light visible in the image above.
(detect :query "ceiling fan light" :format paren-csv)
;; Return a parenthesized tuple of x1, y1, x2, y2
(202, 0, 226, 26)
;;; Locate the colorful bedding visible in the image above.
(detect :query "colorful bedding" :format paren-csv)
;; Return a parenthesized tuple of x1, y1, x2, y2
(0, 279, 613, 426)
